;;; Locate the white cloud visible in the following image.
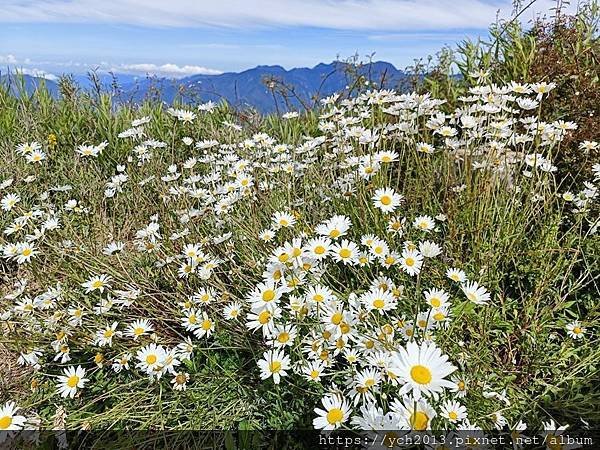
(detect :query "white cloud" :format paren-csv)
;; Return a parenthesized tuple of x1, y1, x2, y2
(13, 67, 59, 81)
(0, 54, 19, 64)
(0, 0, 579, 31)
(112, 63, 222, 78)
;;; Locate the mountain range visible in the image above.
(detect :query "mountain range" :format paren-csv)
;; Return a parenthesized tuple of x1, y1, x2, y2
(1, 61, 406, 113)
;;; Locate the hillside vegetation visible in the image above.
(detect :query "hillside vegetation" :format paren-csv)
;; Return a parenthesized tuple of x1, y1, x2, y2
(0, 3, 598, 447)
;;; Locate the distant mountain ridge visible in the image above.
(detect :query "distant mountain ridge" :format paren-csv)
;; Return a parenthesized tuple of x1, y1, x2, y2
(1, 61, 406, 113)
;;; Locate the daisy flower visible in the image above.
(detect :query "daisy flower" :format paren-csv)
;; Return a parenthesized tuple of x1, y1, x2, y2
(272, 211, 296, 229)
(419, 240, 442, 258)
(26, 149, 46, 163)
(57, 365, 88, 398)
(257, 349, 290, 384)
(302, 360, 326, 382)
(392, 340, 457, 399)
(461, 281, 491, 305)
(223, 301, 242, 320)
(259, 229, 275, 242)
(16, 141, 41, 155)
(440, 400, 468, 423)
(313, 395, 350, 430)
(192, 312, 215, 338)
(269, 324, 297, 348)
(247, 280, 283, 311)
(372, 188, 403, 213)
(95, 322, 120, 347)
(424, 288, 450, 309)
(565, 320, 586, 339)
(316, 215, 351, 239)
(171, 372, 190, 391)
(1, 193, 20, 211)
(391, 395, 437, 431)
(125, 319, 153, 340)
(446, 267, 467, 283)
(331, 239, 360, 265)
(304, 237, 332, 260)
(15, 242, 37, 264)
(246, 307, 280, 335)
(82, 274, 112, 294)
(136, 343, 166, 375)
(361, 288, 397, 313)
(0, 401, 27, 433)
(413, 215, 436, 232)
(399, 248, 423, 276)
(102, 242, 125, 256)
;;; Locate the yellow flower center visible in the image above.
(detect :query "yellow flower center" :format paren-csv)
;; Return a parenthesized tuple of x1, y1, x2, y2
(310, 370, 319, 379)
(67, 375, 80, 388)
(329, 229, 340, 238)
(373, 299, 385, 309)
(339, 248, 351, 259)
(326, 408, 344, 425)
(364, 378, 375, 387)
(269, 361, 282, 373)
(201, 319, 212, 330)
(277, 332, 290, 343)
(175, 373, 187, 385)
(410, 411, 429, 430)
(92, 280, 104, 289)
(146, 354, 157, 365)
(134, 327, 145, 336)
(405, 257, 415, 267)
(0, 416, 13, 429)
(385, 256, 395, 265)
(278, 253, 289, 262)
(410, 365, 432, 384)
(22, 248, 32, 257)
(448, 411, 458, 420)
(430, 297, 441, 307)
(380, 195, 392, 206)
(314, 245, 326, 255)
(262, 289, 276, 302)
(313, 294, 324, 303)
(573, 326, 582, 334)
(104, 329, 115, 338)
(258, 310, 271, 325)
(433, 312, 446, 321)
(331, 312, 343, 325)
(188, 314, 197, 324)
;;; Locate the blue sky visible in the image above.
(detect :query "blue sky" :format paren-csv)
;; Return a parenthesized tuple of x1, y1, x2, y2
(0, 0, 574, 79)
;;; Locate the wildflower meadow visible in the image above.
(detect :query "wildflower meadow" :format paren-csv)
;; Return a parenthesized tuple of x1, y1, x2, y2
(0, 3, 598, 449)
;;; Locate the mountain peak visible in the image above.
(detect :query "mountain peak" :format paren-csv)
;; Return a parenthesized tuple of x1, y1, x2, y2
(3, 60, 405, 113)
